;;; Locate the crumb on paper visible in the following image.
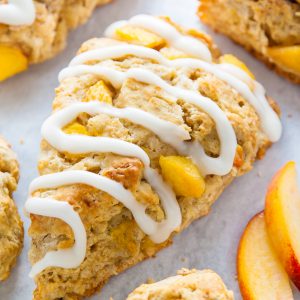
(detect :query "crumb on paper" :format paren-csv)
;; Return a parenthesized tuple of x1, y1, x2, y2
(19, 138, 24, 145)
(180, 257, 187, 262)
(257, 171, 262, 177)
(234, 274, 238, 281)
(288, 113, 293, 118)
(147, 277, 155, 284)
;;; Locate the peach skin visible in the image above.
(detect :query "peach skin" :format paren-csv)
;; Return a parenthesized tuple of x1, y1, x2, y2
(237, 212, 293, 300)
(265, 161, 300, 290)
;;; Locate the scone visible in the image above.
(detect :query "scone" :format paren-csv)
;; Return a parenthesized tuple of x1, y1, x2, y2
(0, 0, 111, 81)
(126, 269, 234, 300)
(198, 0, 300, 84)
(25, 14, 282, 300)
(0, 136, 23, 281)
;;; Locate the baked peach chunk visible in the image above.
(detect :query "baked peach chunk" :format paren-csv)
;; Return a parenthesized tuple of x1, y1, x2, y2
(0, 45, 28, 81)
(115, 26, 165, 49)
(160, 47, 189, 60)
(159, 156, 205, 197)
(265, 161, 300, 289)
(63, 122, 90, 136)
(237, 212, 293, 300)
(83, 80, 113, 104)
(266, 46, 300, 74)
(219, 54, 255, 79)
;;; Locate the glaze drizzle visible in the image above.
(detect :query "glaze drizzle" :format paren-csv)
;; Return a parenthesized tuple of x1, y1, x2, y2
(0, 0, 35, 26)
(26, 15, 282, 277)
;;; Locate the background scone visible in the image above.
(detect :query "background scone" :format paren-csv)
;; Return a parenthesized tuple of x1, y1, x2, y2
(0, 136, 23, 281)
(0, 0, 111, 81)
(126, 269, 234, 300)
(198, 0, 300, 84)
(25, 15, 281, 299)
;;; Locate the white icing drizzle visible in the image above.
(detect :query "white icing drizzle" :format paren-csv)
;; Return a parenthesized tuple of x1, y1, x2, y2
(104, 14, 212, 62)
(26, 100, 184, 275)
(59, 66, 237, 176)
(26, 169, 181, 277)
(0, 0, 35, 26)
(26, 15, 282, 277)
(68, 44, 281, 143)
(25, 196, 86, 278)
(44, 101, 190, 145)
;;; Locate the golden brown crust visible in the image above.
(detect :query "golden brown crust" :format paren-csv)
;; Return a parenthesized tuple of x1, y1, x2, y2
(198, 0, 300, 84)
(0, 0, 111, 64)
(200, 20, 300, 84)
(0, 136, 23, 281)
(102, 157, 144, 189)
(29, 18, 276, 300)
(126, 269, 234, 300)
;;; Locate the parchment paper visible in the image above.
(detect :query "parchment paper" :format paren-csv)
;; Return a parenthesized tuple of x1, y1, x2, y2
(0, 0, 299, 299)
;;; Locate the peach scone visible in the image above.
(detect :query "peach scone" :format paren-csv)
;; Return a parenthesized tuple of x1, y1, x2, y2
(126, 269, 234, 300)
(0, 0, 111, 81)
(198, 0, 300, 84)
(0, 136, 23, 281)
(25, 15, 282, 299)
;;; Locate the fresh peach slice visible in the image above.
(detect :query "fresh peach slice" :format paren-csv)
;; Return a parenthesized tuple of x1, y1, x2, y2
(265, 161, 300, 289)
(237, 212, 293, 300)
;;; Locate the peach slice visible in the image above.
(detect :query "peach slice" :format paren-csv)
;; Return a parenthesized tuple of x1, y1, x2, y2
(265, 161, 300, 289)
(237, 212, 293, 300)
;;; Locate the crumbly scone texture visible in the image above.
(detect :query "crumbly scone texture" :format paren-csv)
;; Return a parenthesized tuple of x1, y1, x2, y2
(0, 136, 23, 281)
(29, 18, 275, 300)
(198, 0, 300, 83)
(0, 0, 111, 64)
(126, 268, 234, 300)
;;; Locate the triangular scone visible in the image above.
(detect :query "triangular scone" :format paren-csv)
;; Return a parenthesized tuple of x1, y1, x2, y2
(126, 268, 234, 300)
(198, 0, 300, 84)
(0, 0, 111, 81)
(0, 137, 23, 281)
(26, 15, 281, 300)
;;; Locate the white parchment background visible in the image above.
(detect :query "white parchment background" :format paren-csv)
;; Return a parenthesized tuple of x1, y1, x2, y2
(0, 0, 300, 299)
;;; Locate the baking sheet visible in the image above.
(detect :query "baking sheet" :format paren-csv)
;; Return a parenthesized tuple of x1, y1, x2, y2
(0, 0, 300, 299)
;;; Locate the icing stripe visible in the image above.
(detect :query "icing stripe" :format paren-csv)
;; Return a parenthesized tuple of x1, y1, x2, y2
(41, 107, 182, 243)
(26, 15, 282, 278)
(0, 0, 35, 26)
(26, 197, 86, 278)
(59, 67, 237, 176)
(28, 168, 181, 246)
(67, 44, 281, 142)
(29, 171, 167, 238)
(105, 14, 212, 62)
(43, 101, 190, 146)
